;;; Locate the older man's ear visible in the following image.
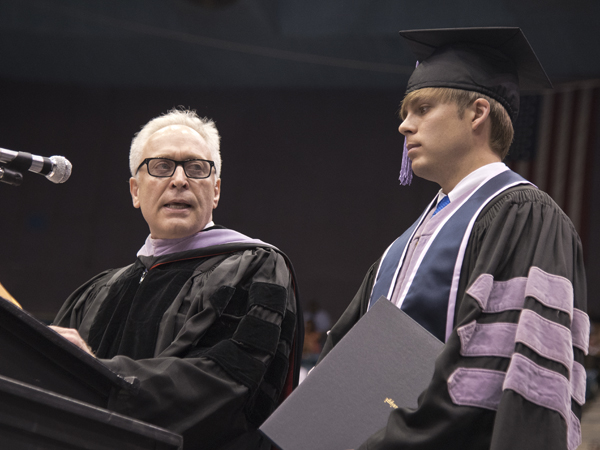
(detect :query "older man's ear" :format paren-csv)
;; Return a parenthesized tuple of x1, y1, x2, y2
(130, 177, 140, 208)
(212, 178, 221, 209)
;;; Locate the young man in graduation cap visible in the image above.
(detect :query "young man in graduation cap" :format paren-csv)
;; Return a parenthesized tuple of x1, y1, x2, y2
(318, 28, 589, 449)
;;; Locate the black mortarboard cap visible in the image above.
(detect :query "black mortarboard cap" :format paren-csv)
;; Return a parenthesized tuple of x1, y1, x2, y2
(399, 27, 552, 121)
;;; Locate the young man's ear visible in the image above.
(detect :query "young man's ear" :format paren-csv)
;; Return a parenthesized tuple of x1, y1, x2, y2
(471, 98, 491, 131)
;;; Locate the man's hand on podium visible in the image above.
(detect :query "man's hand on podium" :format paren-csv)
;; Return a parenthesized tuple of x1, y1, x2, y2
(49, 326, 94, 356)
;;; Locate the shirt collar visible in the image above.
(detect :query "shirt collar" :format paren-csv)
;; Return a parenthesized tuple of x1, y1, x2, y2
(435, 162, 508, 205)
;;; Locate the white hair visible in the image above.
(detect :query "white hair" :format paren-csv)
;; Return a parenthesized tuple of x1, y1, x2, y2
(129, 108, 221, 178)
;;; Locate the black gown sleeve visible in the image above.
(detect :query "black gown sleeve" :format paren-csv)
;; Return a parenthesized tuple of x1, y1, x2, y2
(317, 259, 379, 363)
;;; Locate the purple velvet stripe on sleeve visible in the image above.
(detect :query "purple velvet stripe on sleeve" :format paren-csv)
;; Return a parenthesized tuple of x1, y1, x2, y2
(466, 274, 526, 312)
(572, 309, 590, 354)
(504, 353, 581, 449)
(504, 353, 571, 424)
(457, 321, 517, 358)
(571, 361, 586, 406)
(515, 309, 573, 370)
(466, 274, 493, 309)
(525, 267, 574, 318)
(568, 410, 582, 450)
(467, 268, 574, 316)
(447, 367, 504, 410)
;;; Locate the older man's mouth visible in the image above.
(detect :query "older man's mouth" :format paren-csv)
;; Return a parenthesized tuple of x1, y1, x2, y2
(165, 202, 191, 209)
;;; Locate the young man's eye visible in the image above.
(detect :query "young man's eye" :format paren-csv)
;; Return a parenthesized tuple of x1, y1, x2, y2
(419, 105, 430, 114)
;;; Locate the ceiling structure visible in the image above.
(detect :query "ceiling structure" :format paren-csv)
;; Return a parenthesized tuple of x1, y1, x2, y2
(1, 0, 599, 90)
(2, 0, 600, 321)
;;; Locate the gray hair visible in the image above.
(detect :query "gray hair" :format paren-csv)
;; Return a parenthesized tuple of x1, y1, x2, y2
(129, 108, 222, 178)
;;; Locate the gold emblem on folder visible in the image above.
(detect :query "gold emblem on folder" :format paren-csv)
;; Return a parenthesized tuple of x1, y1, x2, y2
(384, 398, 398, 409)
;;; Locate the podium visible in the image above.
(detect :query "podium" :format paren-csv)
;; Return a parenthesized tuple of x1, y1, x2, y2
(0, 295, 135, 407)
(0, 374, 182, 450)
(0, 297, 183, 449)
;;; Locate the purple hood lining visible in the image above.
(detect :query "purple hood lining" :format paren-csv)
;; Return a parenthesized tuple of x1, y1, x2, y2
(137, 228, 271, 257)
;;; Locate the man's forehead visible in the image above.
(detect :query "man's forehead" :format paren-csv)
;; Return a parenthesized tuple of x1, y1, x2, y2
(400, 89, 444, 118)
(143, 125, 209, 159)
(150, 124, 202, 140)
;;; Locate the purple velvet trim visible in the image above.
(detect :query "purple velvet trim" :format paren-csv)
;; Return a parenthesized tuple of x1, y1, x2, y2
(571, 361, 586, 406)
(399, 135, 413, 186)
(568, 410, 582, 450)
(447, 367, 504, 410)
(504, 353, 570, 424)
(572, 309, 590, 354)
(525, 267, 574, 317)
(506, 353, 582, 450)
(466, 274, 526, 312)
(457, 321, 517, 358)
(466, 274, 493, 309)
(192, 229, 268, 249)
(515, 309, 573, 370)
(137, 228, 270, 257)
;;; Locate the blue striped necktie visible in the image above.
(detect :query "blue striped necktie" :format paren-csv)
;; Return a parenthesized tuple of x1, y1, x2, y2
(432, 196, 450, 216)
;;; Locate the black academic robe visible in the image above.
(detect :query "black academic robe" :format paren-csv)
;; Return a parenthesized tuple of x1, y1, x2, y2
(54, 242, 303, 450)
(319, 186, 588, 450)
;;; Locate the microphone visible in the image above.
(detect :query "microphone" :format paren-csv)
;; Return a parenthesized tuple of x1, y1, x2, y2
(0, 148, 72, 184)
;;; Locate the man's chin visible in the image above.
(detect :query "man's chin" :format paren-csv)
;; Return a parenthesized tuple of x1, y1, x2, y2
(409, 164, 426, 179)
(410, 164, 437, 183)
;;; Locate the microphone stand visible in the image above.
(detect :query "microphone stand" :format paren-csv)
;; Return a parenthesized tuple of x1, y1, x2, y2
(0, 162, 23, 186)
(0, 152, 44, 186)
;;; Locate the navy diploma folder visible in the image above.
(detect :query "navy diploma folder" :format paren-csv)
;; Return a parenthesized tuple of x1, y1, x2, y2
(260, 297, 444, 450)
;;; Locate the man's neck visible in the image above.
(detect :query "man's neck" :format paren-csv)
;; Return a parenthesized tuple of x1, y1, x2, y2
(439, 152, 501, 194)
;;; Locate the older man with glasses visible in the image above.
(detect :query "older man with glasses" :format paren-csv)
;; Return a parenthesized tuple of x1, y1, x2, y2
(50, 108, 303, 450)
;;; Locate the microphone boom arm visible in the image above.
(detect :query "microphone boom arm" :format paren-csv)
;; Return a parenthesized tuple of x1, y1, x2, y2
(0, 163, 24, 186)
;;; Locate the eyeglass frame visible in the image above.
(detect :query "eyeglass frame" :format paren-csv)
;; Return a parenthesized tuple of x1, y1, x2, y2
(136, 157, 216, 179)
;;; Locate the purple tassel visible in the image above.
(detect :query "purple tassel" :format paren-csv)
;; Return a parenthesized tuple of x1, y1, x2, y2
(398, 60, 419, 186)
(399, 135, 413, 185)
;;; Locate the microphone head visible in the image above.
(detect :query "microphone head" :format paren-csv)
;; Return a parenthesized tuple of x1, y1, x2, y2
(47, 156, 72, 183)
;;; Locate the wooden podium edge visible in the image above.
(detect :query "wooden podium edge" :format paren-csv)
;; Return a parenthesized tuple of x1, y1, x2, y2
(0, 282, 21, 308)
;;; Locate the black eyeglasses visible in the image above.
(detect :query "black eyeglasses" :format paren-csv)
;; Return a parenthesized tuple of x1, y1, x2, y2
(136, 158, 215, 179)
